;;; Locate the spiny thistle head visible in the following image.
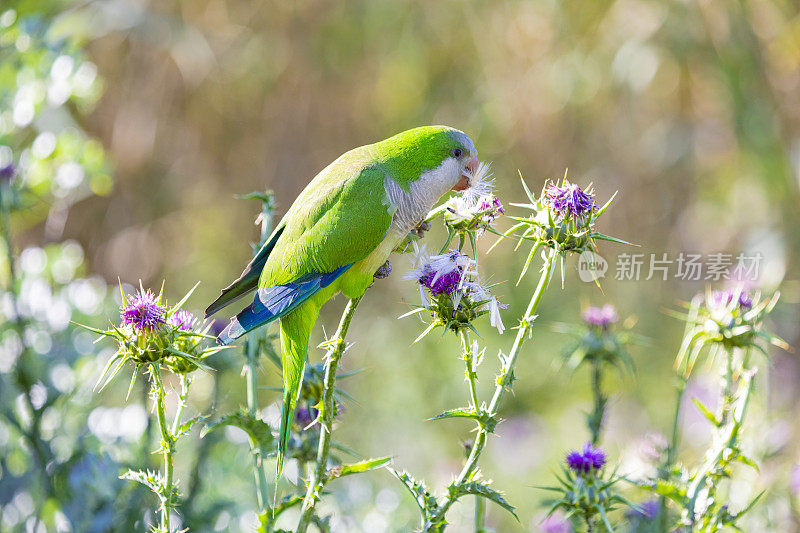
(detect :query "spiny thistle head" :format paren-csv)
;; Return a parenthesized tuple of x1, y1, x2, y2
(499, 172, 627, 285)
(443, 194, 505, 233)
(404, 248, 506, 336)
(566, 442, 607, 476)
(557, 304, 638, 374)
(674, 286, 788, 378)
(80, 282, 223, 391)
(546, 179, 595, 220)
(168, 309, 196, 331)
(581, 304, 619, 329)
(543, 443, 634, 529)
(121, 289, 165, 333)
(435, 161, 503, 256)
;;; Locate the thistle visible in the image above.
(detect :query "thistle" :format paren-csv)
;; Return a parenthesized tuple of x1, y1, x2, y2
(498, 173, 627, 285)
(556, 305, 640, 444)
(81, 282, 222, 391)
(436, 162, 504, 256)
(77, 281, 224, 533)
(673, 287, 787, 378)
(403, 248, 506, 338)
(643, 286, 787, 532)
(541, 443, 636, 532)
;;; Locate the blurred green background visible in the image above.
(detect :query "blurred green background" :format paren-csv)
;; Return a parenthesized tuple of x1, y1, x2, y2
(3, 0, 800, 531)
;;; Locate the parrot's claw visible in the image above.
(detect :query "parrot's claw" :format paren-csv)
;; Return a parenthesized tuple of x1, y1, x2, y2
(410, 221, 431, 238)
(374, 260, 392, 280)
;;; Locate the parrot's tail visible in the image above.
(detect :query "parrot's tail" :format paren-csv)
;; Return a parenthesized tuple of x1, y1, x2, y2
(276, 305, 320, 477)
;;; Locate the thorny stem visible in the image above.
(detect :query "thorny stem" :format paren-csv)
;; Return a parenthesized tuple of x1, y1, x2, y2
(296, 296, 364, 533)
(659, 377, 686, 533)
(459, 329, 480, 413)
(171, 375, 189, 436)
(589, 359, 605, 445)
(245, 336, 270, 511)
(720, 346, 734, 426)
(459, 329, 484, 533)
(151, 365, 175, 532)
(474, 495, 487, 533)
(685, 369, 756, 526)
(431, 248, 557, 526)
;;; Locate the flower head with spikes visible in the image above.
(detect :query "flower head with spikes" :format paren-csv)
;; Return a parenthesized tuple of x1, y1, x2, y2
(121, 289, 166, 333)
(542, 442, 635, 530)
(566, 442, 607, 476)
(498, 172, 628, 286)
(673, 286, 788, 378)
(78, 282, 224, 391)
(404, 247, 506, 337)
(557, 304, 639, 376)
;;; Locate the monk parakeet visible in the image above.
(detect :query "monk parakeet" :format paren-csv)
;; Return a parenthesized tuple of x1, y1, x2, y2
(205, 125, 479, 474)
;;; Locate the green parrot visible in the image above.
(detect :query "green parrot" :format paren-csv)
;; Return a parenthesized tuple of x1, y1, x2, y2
(205, 125, 479, 474)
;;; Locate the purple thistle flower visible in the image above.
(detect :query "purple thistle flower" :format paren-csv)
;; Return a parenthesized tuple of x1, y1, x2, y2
(634, 499, 660, 519)
(419, 266, 462, 295)
(478, 195, 505, 226)
(416, 251, 471, 295)
(546, 180, 595, 219)
(121, 289, 166, 333)
(581, 304, 619, 329)
(0, 163, 15, 182)
(295, 406, 318, 427)
(538, 511, 572, 533)
(707, 288, 752, 311)
(737, 291, 753, 310)
(169, 309, 195, 331)
(565, 442, 606, 476)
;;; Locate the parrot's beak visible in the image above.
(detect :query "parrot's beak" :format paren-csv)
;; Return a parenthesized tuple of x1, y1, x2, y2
(452, 156, 479, 191)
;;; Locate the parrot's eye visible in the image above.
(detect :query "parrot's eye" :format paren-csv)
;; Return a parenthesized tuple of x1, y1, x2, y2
(451, 148, 463, 158)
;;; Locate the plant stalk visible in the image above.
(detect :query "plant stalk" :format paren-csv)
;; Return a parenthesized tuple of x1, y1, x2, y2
(659, 376, 686, 533)
(589, 359, 604, 445)
(296, 295, 363, 532)
(151, 364, 174, 533)
(431, 248, 557, 525)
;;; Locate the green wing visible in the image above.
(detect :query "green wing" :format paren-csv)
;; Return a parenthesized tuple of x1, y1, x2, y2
(259, 153, 394, 288)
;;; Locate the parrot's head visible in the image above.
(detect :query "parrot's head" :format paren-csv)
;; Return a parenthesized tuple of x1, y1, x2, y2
(379, 125, 480, 196)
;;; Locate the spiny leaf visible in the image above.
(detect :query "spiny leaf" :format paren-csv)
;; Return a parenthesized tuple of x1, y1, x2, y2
(327, 457, 391, 481)
(202, 411, 274, 449)
(452, 481, 519, 521)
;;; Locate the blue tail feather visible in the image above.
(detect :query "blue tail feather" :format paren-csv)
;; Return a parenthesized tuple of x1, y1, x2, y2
(216, 264, 352, 345)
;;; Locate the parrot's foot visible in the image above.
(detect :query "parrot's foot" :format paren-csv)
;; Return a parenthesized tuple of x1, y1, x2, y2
(410, 220, 431, 239)
(373, 260, 392, 279)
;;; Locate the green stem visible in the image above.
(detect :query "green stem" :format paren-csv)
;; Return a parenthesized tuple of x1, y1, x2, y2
(685, 369, 756, 525)
(151, 365, 174, 533)
(589, 359, 604, 445)
(432, 248, 557, 526)
(474, 495, 486, 533)
(296, 296, 363, 533)
(659, 377, 686, 533)
(459, 329, 480, 412)
(720, 346, 734, 426)
(459, 329, 484, 532)
(245, 336, 270, 511)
